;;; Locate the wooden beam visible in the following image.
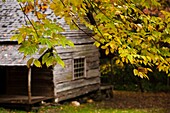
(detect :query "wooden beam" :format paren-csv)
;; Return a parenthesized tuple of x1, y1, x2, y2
(28, 68, 32, 104)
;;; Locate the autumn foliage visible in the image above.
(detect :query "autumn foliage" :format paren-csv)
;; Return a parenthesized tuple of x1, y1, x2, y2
(6, 0, 170, 78)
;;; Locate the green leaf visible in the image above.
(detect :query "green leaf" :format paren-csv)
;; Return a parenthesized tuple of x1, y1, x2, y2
(42, 53, 50, 64)
(39, 47, 47, 55)
(46, 56, 54, 67)
(56, 56, 65, 68)
(66, 40, 74, 47)
(34, 59, 42, 67)
(27, 58, 34, 68)
(168, 73, 170, 77)
(10, 34, 19, 41)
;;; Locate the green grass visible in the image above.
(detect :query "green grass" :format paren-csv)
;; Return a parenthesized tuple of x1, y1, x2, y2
(0, 103, 166, 113)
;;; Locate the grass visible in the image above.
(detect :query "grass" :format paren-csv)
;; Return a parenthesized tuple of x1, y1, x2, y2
(0, 90, 169, 113)
(0, 103, 166, 113)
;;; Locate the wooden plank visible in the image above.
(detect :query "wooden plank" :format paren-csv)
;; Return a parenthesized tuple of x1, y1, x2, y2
(66, 34, 92, 38)
(56, 83, 100, 101)
(86, 61, 100, 70)
(53, 59, 72, 74)
(54, 72, 73, 83)
(69, 38, 94, 44)
(54, 77, 100, 93)
(86, 56, 100, 62)
(53, 56, 100, 82)
(58, 50, 99, 60)
(53, 59, 73, 82)
(0, 95, 53, 104)
(55, 44, 98, 54)
(86, 69, 100, 78)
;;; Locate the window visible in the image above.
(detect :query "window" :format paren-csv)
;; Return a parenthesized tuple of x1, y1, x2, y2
(73, 58, 86, 79)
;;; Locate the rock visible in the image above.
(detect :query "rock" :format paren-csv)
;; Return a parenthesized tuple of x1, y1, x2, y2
(71, 101, 80, 106)
(87, 99, 93, 103)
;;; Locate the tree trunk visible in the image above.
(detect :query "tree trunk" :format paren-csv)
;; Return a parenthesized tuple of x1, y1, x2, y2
(137, 78, 144, 92)
(167, 75, 170, 87)
(28, 68, 32, 104)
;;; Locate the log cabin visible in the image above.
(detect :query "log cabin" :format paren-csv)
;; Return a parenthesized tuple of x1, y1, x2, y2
(0, 1, 100, 105)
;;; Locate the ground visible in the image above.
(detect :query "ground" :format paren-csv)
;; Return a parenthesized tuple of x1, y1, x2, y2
(35, 91, 170, 113)
(0, 91, 170, 113)
(95, 91, 170, 111)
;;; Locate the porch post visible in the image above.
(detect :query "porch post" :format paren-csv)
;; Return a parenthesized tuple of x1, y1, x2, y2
(28, 67, 32, 104)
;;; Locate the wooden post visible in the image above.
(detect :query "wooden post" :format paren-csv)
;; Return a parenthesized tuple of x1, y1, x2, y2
(28, 68, 32, 104)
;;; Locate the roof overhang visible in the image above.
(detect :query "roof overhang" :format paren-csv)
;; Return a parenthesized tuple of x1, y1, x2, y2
(0, 44, 44, 66)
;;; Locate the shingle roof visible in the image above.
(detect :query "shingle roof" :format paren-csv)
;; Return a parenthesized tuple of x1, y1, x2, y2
(0, 44, 42, 66)
(0, 1, 25, 41)
(0, 1, 92, 42)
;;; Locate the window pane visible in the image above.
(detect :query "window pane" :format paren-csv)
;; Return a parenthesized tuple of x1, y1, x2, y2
(74, 58, 85, 79)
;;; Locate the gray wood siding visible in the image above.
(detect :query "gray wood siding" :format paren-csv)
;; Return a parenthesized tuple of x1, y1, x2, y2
(53, 44, 100, 83)
(53, 44, 100, 100)
(55, 77, 100, 101)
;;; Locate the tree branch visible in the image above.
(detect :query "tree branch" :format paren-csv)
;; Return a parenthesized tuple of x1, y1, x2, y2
(19, 3, 40, 38)
(57, 0, 101, 43)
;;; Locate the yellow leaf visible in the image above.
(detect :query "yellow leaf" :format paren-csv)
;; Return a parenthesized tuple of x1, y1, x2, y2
(138, 72, 143, 78)
(146, 56, 151, 62)
(147, 68, 153, 72)
(105, 48, 109, 55)
(110, 49, 114, 53)
(94, 41, 101, 47)
(122, 57, 125, 62)
(116, 59, 120, 64)
(141, 56, 146, 61)
(101, 45, 107, 49)
(148, 25, 153, 31)
(133, 69, 138, 76)
(36, 12, 46, 19)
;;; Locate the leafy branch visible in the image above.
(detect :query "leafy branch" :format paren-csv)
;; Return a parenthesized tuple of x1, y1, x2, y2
(18, 3, 40, 39)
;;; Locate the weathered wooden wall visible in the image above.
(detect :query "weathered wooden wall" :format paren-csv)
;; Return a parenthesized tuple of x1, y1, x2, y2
(53, 44, 100, 101)
(56, 78, 100, 101)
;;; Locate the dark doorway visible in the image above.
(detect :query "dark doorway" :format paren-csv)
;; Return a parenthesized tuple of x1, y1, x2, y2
(0, 67, 6, 95)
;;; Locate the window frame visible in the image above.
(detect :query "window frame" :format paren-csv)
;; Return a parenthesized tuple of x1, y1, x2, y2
(73, 57, 86, 80)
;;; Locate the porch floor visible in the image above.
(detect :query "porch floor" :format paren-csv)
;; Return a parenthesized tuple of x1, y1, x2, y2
(0, 95, 53, 104)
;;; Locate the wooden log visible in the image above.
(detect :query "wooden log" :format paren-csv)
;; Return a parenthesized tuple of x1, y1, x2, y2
(53, 59, 72, 74)
(54, 77, 100, 93)
(86, 61, 100, 70)
(58, 51, 99, 60)
(56, 83, 100, 101)
(55, 44, 98, 54)
(86, 69, 100, 78)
